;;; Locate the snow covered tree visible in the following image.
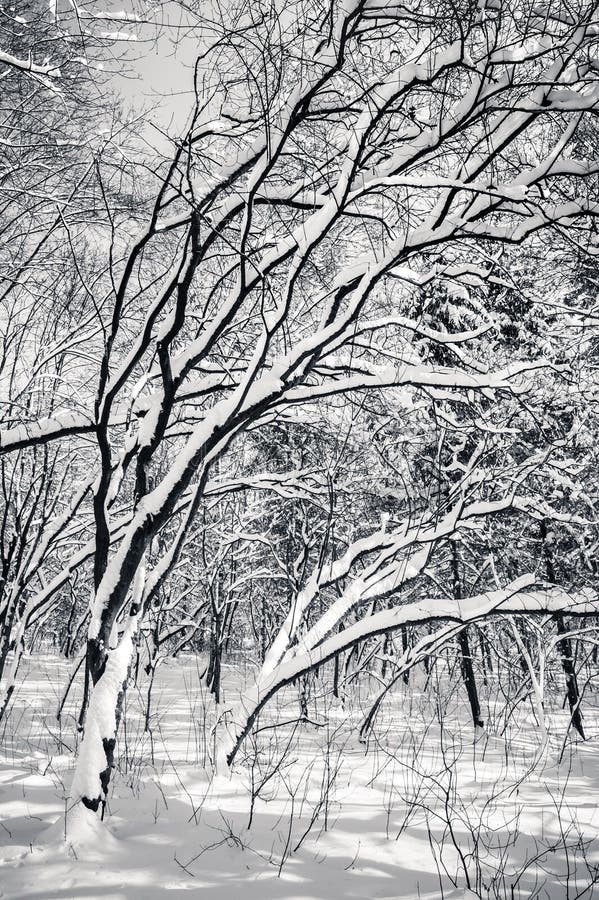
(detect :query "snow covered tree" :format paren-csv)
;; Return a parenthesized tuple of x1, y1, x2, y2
(2, 0, 599, 819)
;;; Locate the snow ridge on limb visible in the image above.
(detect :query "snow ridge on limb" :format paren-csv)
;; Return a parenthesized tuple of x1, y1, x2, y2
(222, 578, 598, 765)
(0, 48, 61, 77)
(0, 414, 96, 454)
(257, 465, 540, 683)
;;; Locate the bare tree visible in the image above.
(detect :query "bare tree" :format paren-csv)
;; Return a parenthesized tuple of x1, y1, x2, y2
(1, 0, 599, 820)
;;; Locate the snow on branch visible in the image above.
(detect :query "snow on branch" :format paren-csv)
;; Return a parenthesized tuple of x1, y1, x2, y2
(0, 414, 96, 454)
(0, 48, 61, 77)
(223, 578, 599, 764)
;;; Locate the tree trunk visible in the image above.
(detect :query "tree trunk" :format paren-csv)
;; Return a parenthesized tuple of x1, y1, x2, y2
(540, 519, 585, 740)
(451, 541, 484, 730)
(70, 622, 137, 817)
(457, 629, 484, 729)
(400, 625, 410, 684)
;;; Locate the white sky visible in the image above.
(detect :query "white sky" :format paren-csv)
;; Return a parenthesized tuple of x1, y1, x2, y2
(108, 3, 206, 150)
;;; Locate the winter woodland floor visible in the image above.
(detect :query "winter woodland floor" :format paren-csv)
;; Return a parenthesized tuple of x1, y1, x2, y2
(1, 654, 599, 900)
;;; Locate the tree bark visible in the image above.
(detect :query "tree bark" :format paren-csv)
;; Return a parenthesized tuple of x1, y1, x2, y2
(451, 541, 484, 730)
(540, 519, 585, 740)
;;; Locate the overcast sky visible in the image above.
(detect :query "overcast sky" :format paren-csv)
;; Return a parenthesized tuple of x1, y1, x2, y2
(111, 6, 203, 152)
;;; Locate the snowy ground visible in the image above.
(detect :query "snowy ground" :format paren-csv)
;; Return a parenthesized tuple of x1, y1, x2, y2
(1, 654, 599, 899)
